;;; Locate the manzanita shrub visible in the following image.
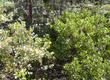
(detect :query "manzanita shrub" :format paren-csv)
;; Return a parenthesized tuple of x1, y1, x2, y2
(51, 9, 110, 80)
(0, 21, 53, 79)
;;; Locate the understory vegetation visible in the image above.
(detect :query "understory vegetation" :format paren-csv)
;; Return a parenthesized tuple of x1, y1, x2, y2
(0, 0, 110, 80)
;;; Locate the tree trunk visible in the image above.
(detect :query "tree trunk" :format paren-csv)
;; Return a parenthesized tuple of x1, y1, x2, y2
(26, 0, 32, 29)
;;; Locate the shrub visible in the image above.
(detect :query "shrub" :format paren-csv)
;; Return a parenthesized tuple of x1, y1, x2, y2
(0, 1, 14, 24)
(0, 22, 53, 79)
(51, 10, 110, 79)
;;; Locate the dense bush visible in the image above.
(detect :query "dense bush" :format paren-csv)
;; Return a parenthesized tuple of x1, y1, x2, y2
(0, 21, 53, 79)
(51, 10, 110, 79)
(1, 0, 110, 80)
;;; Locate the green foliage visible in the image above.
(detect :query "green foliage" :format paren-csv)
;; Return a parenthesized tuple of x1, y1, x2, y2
(51, 10, 110, 79)
(0, 22, 53, 79)
(0, 0, 14, 24)
(15, 68, 28, 80)
(1, 0, 110, 79)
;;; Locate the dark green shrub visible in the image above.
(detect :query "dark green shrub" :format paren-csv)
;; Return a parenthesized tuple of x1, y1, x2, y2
(51, 10, 110, 80)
